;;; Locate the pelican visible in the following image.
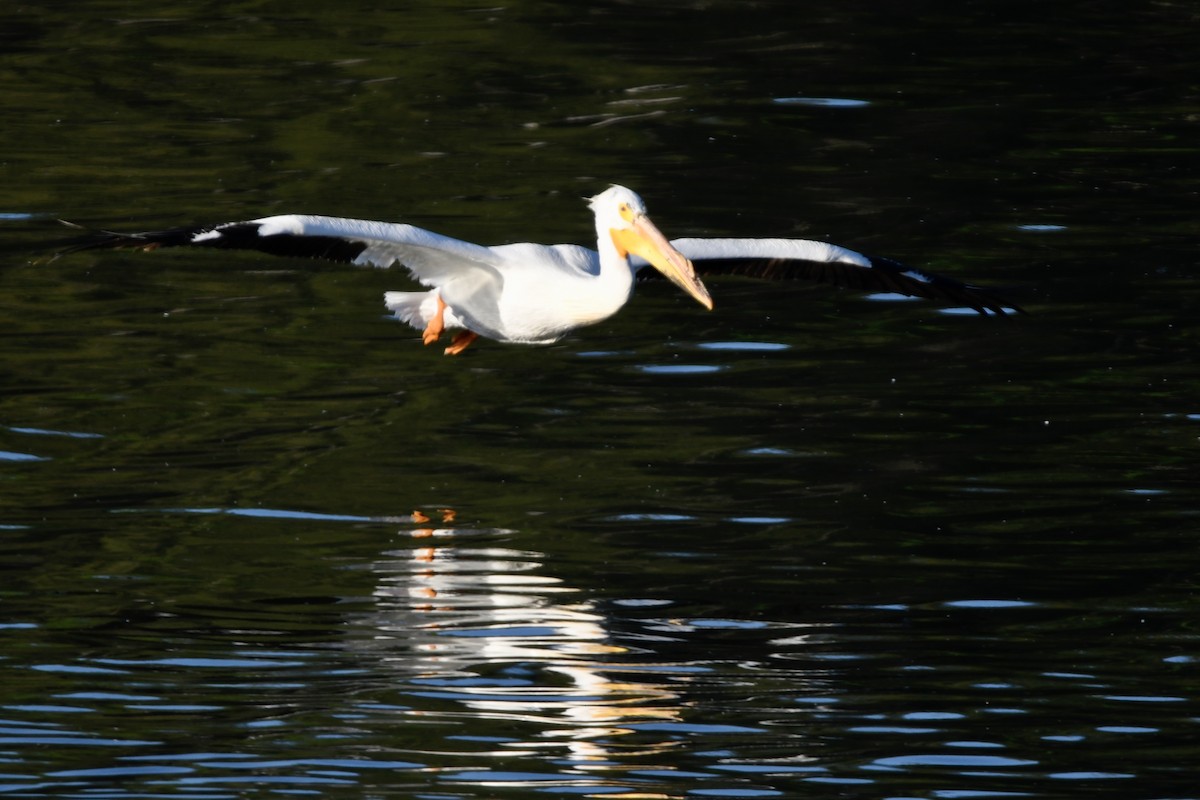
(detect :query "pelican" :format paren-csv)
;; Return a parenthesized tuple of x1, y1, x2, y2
(57, 185, 1021, 354)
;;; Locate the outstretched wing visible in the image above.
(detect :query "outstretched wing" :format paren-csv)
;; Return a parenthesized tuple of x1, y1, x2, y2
(653, 237, 1023, 316)
(55, 215, 503, 289)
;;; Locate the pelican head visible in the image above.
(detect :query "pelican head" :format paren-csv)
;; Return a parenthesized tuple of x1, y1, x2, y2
(589, 185, 713, 310)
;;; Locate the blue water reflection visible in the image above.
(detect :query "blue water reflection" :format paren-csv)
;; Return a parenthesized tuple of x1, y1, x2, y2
(773, 97, 872, 108)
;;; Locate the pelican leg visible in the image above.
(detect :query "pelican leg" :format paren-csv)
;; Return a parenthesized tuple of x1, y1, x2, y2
(422, 295, 447, 346)
(444, 331, 479, 356)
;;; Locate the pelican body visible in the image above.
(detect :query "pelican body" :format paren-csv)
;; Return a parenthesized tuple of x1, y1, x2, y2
(58, 184, 1021, 355)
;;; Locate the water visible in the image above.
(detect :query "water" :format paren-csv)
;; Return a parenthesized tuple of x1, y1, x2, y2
(3, 1, 1199, 798)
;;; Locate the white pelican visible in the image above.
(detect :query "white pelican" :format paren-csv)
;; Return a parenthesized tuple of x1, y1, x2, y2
(58, 185, 1021, 354)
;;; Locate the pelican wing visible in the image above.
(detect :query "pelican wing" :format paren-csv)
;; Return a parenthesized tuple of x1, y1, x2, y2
(647, 237, 1023, 316)
(56, 215, 504, 289)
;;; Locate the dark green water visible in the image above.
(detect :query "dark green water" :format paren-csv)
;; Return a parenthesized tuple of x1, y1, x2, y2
(3, 2, 1199, 798)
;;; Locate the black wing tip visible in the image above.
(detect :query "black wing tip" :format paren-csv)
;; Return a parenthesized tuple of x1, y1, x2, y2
(946, 285, 1027, 317)
(979, 284, 1029, 316)
(51, 220, 215, 257)
(51, 219, 370, 265)
(961, 282, 1031, 317)
(982, 295, 1028, 317)
(685, 252, 1029, 316)
(865, 256, 1027, 317)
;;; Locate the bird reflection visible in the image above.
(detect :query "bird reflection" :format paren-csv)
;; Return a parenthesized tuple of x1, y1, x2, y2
(358, 514, 686, 768)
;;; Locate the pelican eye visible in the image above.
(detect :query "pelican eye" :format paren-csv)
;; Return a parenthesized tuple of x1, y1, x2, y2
(618, 202, 635, 222)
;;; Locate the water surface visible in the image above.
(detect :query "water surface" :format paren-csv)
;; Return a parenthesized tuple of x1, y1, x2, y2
(3, 2, 1199, 798)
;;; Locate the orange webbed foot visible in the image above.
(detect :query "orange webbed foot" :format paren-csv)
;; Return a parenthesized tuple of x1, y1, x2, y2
(444, 331, 479, 356)
(422, 296, 447, 346)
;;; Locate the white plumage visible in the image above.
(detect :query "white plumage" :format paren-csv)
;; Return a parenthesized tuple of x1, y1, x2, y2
(58, 184, 1021, 355)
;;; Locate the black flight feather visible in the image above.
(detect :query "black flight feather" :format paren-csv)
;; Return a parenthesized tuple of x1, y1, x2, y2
(55, 221, 369, 265)
(645, 253, 1024, 316)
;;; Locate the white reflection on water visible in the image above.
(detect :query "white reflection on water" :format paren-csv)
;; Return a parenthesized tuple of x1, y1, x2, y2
(364, 532, 689, 772)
